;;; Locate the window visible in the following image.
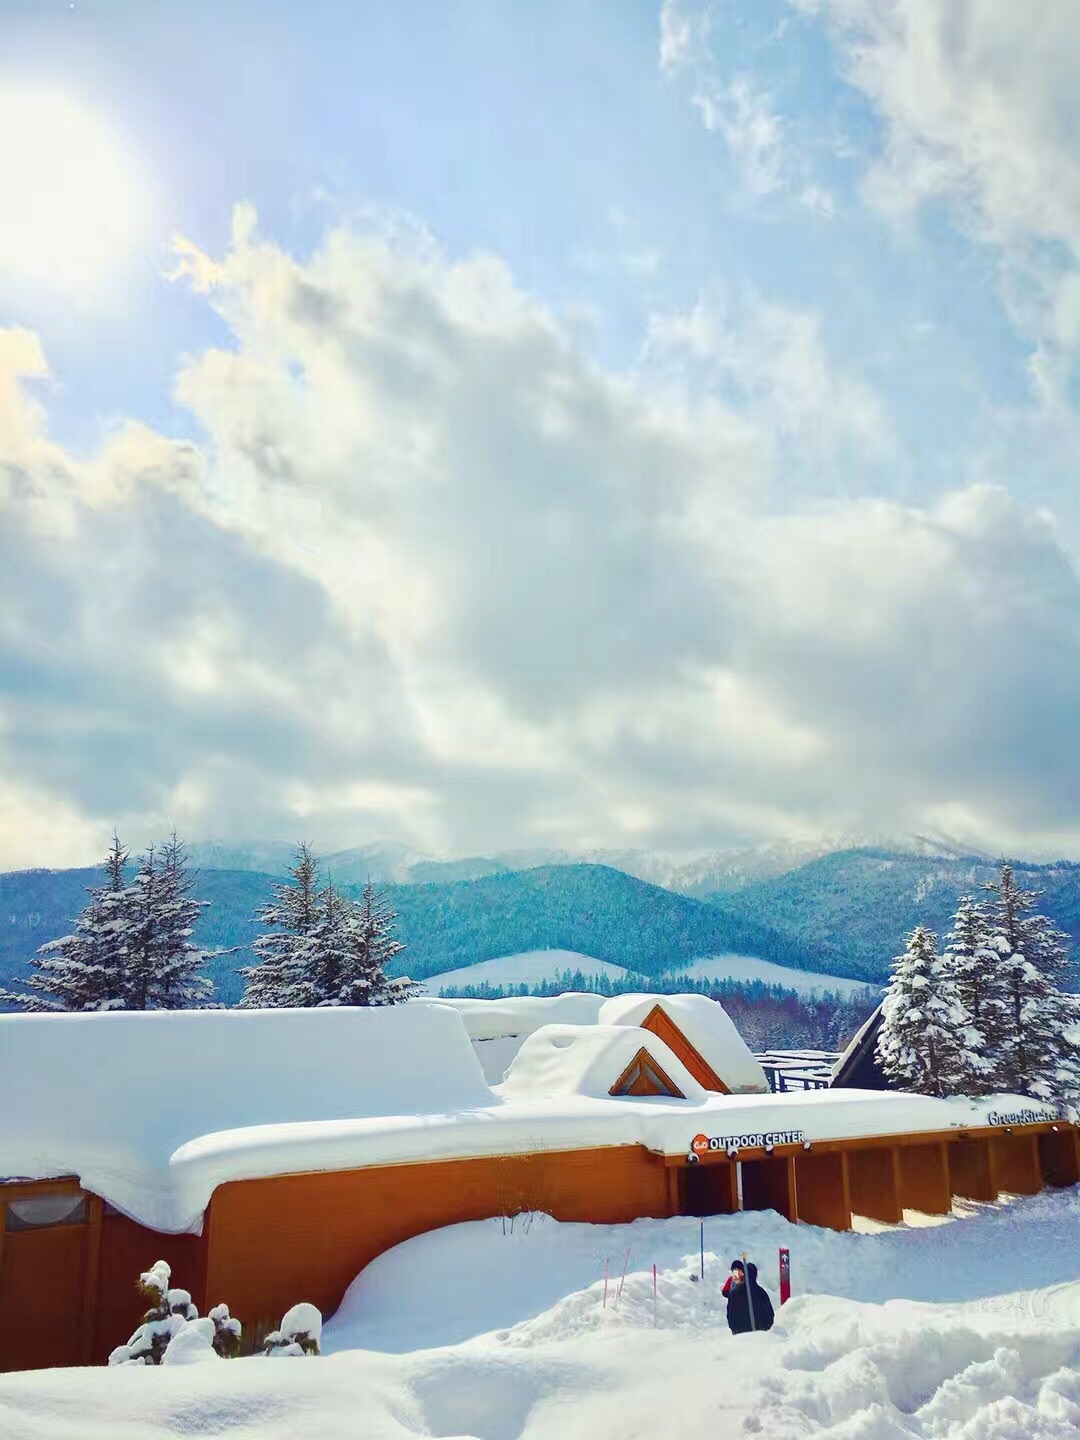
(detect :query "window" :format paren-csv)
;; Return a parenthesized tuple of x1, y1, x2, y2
(5, 1193, 86, 1231)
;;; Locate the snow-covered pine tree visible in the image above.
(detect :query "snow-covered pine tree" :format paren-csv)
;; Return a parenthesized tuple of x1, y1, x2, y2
(876, 925, 970, 1097)
(0, 836, 137, 1012)
(238, 843, 321, 1008)
(979, 863, 1079, 1103)
(149, 833, 215, 1008)
(337, 880, 407, 1006)
(938, 894, 1006, 1095)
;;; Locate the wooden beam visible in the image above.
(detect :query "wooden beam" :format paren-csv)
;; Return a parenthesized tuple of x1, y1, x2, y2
(81, 1194, 103, 1364)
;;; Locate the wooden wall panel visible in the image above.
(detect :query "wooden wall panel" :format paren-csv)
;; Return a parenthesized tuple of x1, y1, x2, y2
(740, 1157, 797, 1221)
(793, 1151, 850, 1231)
(848, 1146, 902, 1223)
(0, 1225, 87, 1372)
(1037, 1129, 1080, 1189)
(896, 1142, 951, 1215)
(948, 1140, 995, 1202)
(205, 1145, 669, 1348)
(989, 1134, 1041, 1196)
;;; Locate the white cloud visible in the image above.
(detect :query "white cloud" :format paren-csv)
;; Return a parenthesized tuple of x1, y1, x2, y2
(3, 208, 1080, 863)
(659, 0, 707, 75)
(799, 0, 1080, 398)
(693, 75, 787, 198)
(648, 288, 891, 464)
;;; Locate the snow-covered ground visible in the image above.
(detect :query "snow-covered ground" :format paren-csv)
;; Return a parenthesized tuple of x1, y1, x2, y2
(664, 954, 876, 999)
(424, 949, 631, 992)
(4, 1188, 1078, 1438)
(423, 948, 869, 999)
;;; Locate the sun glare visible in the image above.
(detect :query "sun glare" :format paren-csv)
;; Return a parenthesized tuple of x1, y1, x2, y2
(0, 88, 147, 295)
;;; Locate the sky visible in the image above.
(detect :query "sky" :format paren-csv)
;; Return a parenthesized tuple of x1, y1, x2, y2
(3, 0, 1080, 868)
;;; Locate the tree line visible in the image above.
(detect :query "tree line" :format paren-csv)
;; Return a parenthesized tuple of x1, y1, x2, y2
(0, 839, 415, 1012)
(876, 863, 1080, 1104)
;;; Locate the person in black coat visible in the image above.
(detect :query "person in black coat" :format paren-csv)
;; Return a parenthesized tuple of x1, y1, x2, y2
(722, 1259, 775, 1335)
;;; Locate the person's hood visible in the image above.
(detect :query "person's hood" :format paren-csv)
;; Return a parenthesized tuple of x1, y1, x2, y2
(746, 1262, 758, 1282)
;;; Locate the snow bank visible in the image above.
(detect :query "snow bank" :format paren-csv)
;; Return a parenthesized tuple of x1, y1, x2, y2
(497, 1024, 707, 1102)
(4, 1193, 1079, 1438)
(599, 993, 769, 1093)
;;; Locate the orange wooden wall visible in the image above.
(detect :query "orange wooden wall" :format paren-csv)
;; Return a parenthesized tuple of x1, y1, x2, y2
(204, 1144, 671, 1347)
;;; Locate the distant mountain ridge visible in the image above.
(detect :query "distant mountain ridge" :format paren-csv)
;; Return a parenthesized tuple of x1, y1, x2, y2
(186, 830, 994, 894)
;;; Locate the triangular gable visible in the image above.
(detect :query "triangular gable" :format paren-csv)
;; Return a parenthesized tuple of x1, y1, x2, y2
(609, 1045, 686, 1099)
(639, 1004, 730, 1094)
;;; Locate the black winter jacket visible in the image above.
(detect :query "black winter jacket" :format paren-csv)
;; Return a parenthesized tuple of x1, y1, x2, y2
(725, 1263, 775, 1335)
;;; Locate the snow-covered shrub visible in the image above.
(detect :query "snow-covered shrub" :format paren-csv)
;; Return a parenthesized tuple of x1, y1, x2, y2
(107, 1260, 242, 1366)
(208, 1302, 242, 1358)
(262, 1302, 322, 1356)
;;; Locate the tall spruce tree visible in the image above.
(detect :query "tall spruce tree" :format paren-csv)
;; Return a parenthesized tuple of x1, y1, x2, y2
(151, 834, 215, 1008)
(238, 843, 321, 1007)
(876, 925, 970, 1096)
(938, 894, 1005, 1094)
(0, 836, 137, 1011)
(979, 863, 1079, 1103)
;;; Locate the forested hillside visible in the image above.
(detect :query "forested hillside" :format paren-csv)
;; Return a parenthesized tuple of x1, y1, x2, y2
(0, 861, 837, 1007)
(717, 849, 1080, 985)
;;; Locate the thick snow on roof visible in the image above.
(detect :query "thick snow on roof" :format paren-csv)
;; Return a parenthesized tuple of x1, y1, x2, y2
(599, 993, 769, 1094)
(424, 993, 606, 1042)
(0, 1007, 1061, 1236)
(497, 1024, 707, 1103)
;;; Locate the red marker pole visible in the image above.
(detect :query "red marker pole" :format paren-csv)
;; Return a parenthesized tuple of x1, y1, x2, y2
(779, 1246, 791, 1306)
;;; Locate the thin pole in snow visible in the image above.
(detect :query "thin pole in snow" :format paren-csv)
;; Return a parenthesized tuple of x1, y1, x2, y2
(652, 1263, 657, 1328)
(602, 1257, 609, 1309)
(743, 1249, 760, 1324)
(616, 1247, 631, 1307)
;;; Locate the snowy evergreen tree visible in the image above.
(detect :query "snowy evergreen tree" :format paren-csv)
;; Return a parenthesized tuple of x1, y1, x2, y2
(310, 877, 412, 1006)
(262, 1302, 321, 1356)
(979, 864, 1079, 1103)
(938, 894, 1005, 1094)
(148, 834, 215, 1008)
(0, 836, 137, 1012)
(876, 925, 971, 1096)
(238, 843, 321, 1007)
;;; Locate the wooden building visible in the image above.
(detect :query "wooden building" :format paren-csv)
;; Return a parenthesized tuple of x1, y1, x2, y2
(1, 999, 1076, 1373)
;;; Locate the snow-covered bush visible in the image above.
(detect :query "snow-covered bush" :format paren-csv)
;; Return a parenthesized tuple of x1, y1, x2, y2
(262, 1302, 322, 1356)
(107, 1261, 242, 1366)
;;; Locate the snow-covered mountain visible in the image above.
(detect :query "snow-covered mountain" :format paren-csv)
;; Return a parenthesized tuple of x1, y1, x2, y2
(188, 830, 994, 895)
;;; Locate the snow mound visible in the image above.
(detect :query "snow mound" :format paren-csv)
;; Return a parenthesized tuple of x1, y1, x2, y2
(497, 1024, 706, 1102)
(599, 992, 769, 1093)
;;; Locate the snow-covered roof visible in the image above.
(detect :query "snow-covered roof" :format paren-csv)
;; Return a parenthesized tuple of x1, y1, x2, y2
(423, 993, 606, 1042)
(498, 1024, 707, 1103)
(0, 1006, 1061, 1236)
(599, 993, 769, 1094)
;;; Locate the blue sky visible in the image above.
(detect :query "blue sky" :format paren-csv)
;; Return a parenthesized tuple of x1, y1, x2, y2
(3, 0, 1080, 865)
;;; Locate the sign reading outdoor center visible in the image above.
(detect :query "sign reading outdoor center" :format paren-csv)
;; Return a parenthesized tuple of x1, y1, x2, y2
(691, 1129, 805, 1155)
